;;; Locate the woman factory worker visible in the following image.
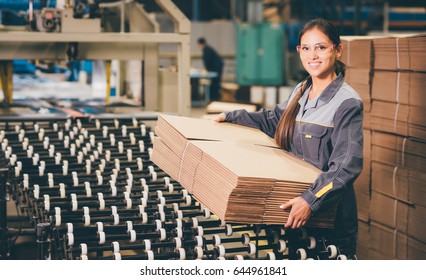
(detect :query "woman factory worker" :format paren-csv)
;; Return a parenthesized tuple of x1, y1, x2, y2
(214, 18, 363, 259)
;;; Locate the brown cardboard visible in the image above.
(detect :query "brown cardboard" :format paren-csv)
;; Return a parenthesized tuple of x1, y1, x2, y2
(157, 114, 279, 149)
(355, 188, 370, 222)
(372, 71, 426, 107)
(371, 101, 426, 138)
(363, 129, 371, 159)
(354, 157, 370, 192)
(152, 115, 336, 226)
(409, 72, 426, 106)
(409, 123, 426, 141)
(372, 71, 410, 104)
(354, 130, 371, 193)
(340, 36, 378, 68)
(374, 34, 426, 71)
(205, 101, 257, 114)
(189, 141, 319, 182)
(371, 100, 409, 124)
(363, 112, 371, 130)
(357, 219, 370, 260)
(371, 144, 426, 172)
(371, 161, 426, 207)
(369, 221, 426, 260)
(185, 141, 332, 226)
(407, 236, 426, 260)
(369, 221, 407, 259)
(346, 68, 372, 112)
(370, 191, 426, 243)
(409, 35, 426, 72)
(374, 35, 410, 71)
(371, 131, 426, 171)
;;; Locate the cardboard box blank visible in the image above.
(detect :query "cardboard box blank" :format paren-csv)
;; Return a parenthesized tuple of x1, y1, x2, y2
(409, 35, 426, 72)
(371, 131, 426, 172)
(369, 221, 426, 260)
(371, 161, 426, 208)
(355, 188, 370, 223)
(373, 34, 426, 72)
(371, 101, 426, 139)
(372, 71, 426, 108)
(357, 219, 370, 260)
(152, 115, 337, 226)
(346, 68, 372, 112)
(363, 112, 371, 130)
(363, 129, 372, 159)
(370, 191, 426, 243)
(355, 158, 370, 192)
(340, 36, 378, 68)
(354, 129, 371, 193)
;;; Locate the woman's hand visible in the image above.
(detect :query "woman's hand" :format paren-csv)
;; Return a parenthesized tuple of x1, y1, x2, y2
(280, 197, 311, 229)
(213, 112, 226, 123)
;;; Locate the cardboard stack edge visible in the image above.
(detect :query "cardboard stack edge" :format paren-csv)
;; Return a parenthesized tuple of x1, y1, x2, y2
(152, 114, 335, 227)
(342, 33, 426, 259)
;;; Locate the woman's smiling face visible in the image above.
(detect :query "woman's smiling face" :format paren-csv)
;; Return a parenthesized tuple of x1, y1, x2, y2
(298, 27, 342, 80)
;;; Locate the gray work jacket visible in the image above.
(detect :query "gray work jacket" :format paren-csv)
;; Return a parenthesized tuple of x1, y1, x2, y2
(224, 74, 363, 238)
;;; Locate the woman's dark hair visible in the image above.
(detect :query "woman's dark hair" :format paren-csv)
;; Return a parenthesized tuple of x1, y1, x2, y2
(274, 18, 345, 150)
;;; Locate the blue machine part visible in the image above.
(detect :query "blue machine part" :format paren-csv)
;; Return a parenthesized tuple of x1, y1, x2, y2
(13, 60, 36, 74)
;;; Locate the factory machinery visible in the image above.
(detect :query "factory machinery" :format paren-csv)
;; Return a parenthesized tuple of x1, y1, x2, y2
(0, 115, 350, 260)
(0, 0, 191, 116)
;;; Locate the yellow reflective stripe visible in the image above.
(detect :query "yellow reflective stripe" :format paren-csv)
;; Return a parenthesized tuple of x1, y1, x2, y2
(305, 134, 312, 138)
(315, 182, 333, 198)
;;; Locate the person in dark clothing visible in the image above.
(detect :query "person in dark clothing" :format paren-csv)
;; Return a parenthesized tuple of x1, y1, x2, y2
(198, 37, 224, 101)
(214, 19, 363, 259)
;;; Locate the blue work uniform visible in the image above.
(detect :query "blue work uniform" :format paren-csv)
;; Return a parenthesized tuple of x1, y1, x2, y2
(224, 74, 363, 257)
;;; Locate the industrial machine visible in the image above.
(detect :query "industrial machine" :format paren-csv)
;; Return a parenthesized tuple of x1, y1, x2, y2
(0, 0, 191, 116)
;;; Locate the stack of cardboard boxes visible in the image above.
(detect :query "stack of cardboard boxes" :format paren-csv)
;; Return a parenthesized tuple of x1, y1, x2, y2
(341, 36, 376, 260)
(343, 34, 426, 259)
(369, 34, 426, 259)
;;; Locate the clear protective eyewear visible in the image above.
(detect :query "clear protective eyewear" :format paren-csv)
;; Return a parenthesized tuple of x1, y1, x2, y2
(296, 43, 337, 55)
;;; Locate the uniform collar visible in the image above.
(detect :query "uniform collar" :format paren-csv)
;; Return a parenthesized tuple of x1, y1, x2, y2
(298, 73, 345, 108)
(319, 73, 345, 103)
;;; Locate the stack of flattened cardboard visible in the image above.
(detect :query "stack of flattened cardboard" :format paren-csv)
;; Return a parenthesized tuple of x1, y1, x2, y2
(371, 70, 426, 140)
(340, 36, 379, 118)
(329, 34, 426, 259)
(369, 130, 426, 259)
(152, 114, 335, 227)
(357, 33, 426, 260)
(369, 34, 426, 259)
(340, 36, 379, 259)
(374, 34, 426, 72)
(371, 34, 426, 140)
(152, 114, 278, 192)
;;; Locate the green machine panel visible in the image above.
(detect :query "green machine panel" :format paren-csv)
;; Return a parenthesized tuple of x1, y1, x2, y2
(236, 22, 284, 86)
